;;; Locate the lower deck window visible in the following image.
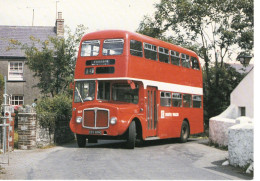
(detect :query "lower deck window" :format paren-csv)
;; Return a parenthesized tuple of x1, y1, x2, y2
(160, 92, 171, 107)
(172, 93, 182, 107)
(98, 81, 111, 100)
(112, 84, 139, 104)
(193, 95, 202, 108)
(183, 94, 192, 107)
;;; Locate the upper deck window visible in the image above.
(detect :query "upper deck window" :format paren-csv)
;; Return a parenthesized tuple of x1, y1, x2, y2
(144, 43, 157, 61)
(159, 47, 169, 63)
(191, 56, 200, 70)
(170, 50, 180, 66)
(181, 53, 190, 68)
(102, 39, 124, 56)
(130, 40, 143, 57)
(81, 40, 100, 57)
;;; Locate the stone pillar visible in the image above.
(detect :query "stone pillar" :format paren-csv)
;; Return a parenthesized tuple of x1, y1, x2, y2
(228, 123, 254, 167)
(7, 113, 15, 151)
(17, 113, 37, 150)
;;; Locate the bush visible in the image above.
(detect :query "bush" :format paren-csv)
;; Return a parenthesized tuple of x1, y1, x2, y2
(36, 94, 72, 141)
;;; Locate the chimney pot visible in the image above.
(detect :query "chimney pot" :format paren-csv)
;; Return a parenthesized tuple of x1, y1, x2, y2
(56, 12, 64, 37)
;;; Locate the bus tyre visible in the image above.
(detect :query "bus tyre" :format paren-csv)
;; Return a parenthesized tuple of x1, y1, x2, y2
(126, 121, 136, 149)
(76, 134, 86, 148)
(179, 121, 190, 143)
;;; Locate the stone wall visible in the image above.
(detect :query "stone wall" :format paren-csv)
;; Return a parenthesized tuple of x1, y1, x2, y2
(228, 120, 253, 167)
(17, 106, 74, 149)
(17, 113, 37, 150)
(36, 124, 54, 148)
(209, 117, 237, 147)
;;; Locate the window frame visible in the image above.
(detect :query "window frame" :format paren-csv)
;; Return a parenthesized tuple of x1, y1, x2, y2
(8, 61, 24, 81)
(183, 94, 192, 108)
(80, 40, 100, 57)
(130, 40, 143, 57)
(191, 56, 200, 70)
(192, 95, 202, 108)
(170, 50, 180, 66)
(11, 95, 24, 106)
(158, 47, 169, 63)
(181, 53, 190, 68)
(172, 93, 183, 107)
(102, 39, 125, 56)
(160, 91, 171, 107)
(143, 42, 158, 61)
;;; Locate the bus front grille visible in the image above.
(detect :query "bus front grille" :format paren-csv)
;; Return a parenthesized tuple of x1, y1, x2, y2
(83, 108, 109, 129)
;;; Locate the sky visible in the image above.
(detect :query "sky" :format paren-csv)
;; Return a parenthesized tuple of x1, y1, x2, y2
(0, 0, 255, 65)
(0, 0, 160, 33)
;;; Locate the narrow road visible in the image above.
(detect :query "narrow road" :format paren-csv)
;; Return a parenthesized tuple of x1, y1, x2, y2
(0, 138, 252, 180)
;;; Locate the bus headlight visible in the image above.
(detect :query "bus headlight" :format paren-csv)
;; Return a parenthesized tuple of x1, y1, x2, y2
(76, 116, 82, 124)
(110, 117, 117, 125)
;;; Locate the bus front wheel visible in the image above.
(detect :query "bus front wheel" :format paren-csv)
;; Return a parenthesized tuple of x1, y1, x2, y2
(126, 121, 136, 149)
(179, 121, 190, 143)
(76, 134, 87, 148)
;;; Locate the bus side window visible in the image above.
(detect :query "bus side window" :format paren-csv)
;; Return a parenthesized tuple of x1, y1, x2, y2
(193, 95, 202, 108)
(191, 56, 200, 70)
(170, 50, 180, 66)
(172, 93, 182, 107)
(181, 54, 190, 68)
(183, 94, 192, 107)
(160, 92, 171, 107)
(130, 40, 143, 57)
(144, 43, 157, 61)
(159, 47, 169, 63)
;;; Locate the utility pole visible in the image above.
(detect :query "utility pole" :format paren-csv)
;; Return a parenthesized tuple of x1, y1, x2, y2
(56, 1, 59, 19)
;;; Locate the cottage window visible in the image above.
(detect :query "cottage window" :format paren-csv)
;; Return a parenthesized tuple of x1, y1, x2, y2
(11, 95, 24, 106)
(8, 62, 24, 81)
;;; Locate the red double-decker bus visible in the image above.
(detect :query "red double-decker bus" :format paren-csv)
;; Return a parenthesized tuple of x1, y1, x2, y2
(70, 30, 203, 148)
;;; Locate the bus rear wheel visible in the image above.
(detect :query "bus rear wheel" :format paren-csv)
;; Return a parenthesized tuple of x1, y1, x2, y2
(76, 134, 86, 148)
(179, 121, 190, 143)
(126, 121, 136, 149)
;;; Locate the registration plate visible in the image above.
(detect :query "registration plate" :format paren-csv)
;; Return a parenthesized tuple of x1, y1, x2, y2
(89, 130, 102, 135)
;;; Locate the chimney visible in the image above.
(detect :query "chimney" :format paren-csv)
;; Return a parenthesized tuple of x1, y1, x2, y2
(56, 12, 64, 37)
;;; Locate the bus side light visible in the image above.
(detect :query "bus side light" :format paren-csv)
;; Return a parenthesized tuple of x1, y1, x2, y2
(110, 117, 117, 125)
(76, 116, 82, 124)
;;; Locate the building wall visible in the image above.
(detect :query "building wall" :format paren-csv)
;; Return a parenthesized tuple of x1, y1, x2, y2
(230, 68, 254, 118)
(0, 58, 41, 105)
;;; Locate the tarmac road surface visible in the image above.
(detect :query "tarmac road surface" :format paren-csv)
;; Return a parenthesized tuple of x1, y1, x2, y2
(0, 138, 252, 180)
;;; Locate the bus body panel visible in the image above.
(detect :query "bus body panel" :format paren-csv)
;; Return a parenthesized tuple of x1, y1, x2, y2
(70, 30, 204, 145)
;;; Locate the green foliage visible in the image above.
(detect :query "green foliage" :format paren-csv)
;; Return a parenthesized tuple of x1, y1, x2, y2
(137, 0, 252, 127)
(203, 64, 245, 125)
(14, 25, 87, 97)
(137, 0, 253, 61)
(0, 74, 4, 105)
(36, 94, 72, 136)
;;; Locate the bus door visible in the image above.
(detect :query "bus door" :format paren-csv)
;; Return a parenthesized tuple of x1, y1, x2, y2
(146, 86, 158, 137)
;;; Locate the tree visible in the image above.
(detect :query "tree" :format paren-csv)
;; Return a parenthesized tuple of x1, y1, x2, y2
(137, 0, 253, 126)
(12, 25, 87, 97)
(36, 94, 72, 143)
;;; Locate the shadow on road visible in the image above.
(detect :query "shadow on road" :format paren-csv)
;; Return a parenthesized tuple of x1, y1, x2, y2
(60, 138, 198, 149)
(205, 160, 253, 180)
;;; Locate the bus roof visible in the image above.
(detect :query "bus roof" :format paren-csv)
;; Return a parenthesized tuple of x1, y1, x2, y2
(81, 30, 197, 57)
